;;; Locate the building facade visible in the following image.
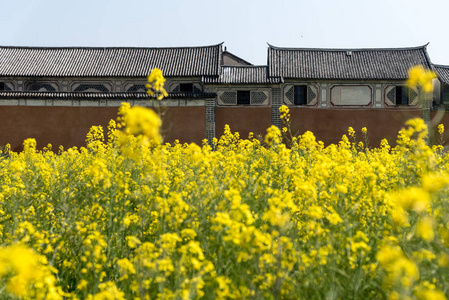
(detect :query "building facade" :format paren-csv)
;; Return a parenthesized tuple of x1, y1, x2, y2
(0, 43, 448, 150)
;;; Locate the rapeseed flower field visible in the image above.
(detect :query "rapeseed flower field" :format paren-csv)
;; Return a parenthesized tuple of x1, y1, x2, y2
(1, 67, 449, 299)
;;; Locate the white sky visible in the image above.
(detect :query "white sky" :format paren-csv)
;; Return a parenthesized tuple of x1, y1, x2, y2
(0, 0, 448, 66)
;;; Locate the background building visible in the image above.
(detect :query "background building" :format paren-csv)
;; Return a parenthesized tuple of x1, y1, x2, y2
(0, 43, 447, 150)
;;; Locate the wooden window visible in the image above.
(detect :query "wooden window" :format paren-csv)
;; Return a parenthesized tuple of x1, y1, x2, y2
(237, 91, 251, 105)
(179, 83, 193, 93)
(294, 85, 307, 105)
(396, 86, 409, 105)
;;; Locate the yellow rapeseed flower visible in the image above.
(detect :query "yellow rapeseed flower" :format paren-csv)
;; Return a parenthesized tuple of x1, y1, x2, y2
(416, 216, 434, 242)
(146, 68, 168, 100)
(121, 105, 162, 145)
(407, 65, 437, 93)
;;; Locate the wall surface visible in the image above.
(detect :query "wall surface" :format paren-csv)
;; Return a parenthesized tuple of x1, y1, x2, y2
(3, 104, 449, 152)
(159, 106, 206, 145)
(288, 107, 424, 146)
(0, 106, 205, 151)
(215, 107, 272, 140)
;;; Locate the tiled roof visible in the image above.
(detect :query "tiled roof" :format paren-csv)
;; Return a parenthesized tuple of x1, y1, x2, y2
(0, 91, 216, 100)
(0, 44, 222, 77)
(268, 44, 433, 80)
(202, 66, 283, 84)
(434, 65, 449, 85)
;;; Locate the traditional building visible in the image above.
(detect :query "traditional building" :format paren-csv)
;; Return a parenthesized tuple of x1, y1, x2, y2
(0, 43, 447, 150)
(434, 65, 449, 106)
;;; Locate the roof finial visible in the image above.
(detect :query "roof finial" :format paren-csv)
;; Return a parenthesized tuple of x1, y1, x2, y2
(225, 46, 227, 51)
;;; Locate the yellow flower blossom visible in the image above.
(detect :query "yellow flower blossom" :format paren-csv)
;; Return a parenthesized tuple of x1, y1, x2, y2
(122, 105, 162, 144)
(146, 68, 168, 100)
(416, 217, 434, 242)
(438, 124, 444, 135)
(407, 65, 437, 93)
(2, 106, 449, 299)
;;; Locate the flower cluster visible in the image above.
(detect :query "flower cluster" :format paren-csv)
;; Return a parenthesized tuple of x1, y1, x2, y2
(0, 103, 449, 299)
(407, 65, 437, 93)
(146, 68, 169, 100)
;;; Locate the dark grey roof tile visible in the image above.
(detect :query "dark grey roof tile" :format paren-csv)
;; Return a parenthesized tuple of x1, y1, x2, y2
(0, 91, 216, 99)
(268, 44, 433, 80)
(434, 65, 449, 85)
(0, 45, 223, 77)
(203, 66, 282, 84)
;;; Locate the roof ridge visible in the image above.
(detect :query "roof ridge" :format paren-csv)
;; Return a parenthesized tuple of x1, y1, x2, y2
(433, 64, 449, 69)
(267, 43, 430, 52)
(0, 43, 224, 50)
(221, 65, 268, 68)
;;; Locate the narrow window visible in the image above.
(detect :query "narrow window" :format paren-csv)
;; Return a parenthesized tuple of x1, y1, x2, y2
(441, 85, 449, 104)
(396, 86, 409, 105)
(0, 82, 4, 90)
(179, 83, 193, 93)
(294, 85, 307, 105)
(237, 91, 251, 105)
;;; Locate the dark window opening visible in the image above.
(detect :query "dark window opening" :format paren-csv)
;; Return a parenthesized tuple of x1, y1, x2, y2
(237, 91, 251, 105)
(179, 83, 194, 93)
(441, 85, 449, 104)
(294, 85, 307, 105)
(74, 84, 109, 92)
(396, 86, 409, 105)
(0, 82, 4, 91)
(27, 83, 56, 92)
(127, 85, 146, 92)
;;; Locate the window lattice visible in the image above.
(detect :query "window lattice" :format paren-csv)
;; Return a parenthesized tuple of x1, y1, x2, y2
(74, 84, 109, 93)
(126, 85, 146, 92)
(409, 89, 418, 102)
(220, 91, 237, 105)
(387, 87, 396, 103)
(307, 86, 317, 103)
(250, 91, 267, 105)
(286, 87, 294, 102)
(27, 83, 56, 92)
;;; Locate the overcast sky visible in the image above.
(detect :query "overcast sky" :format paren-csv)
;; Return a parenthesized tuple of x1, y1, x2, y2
(0, 0, 447, 66)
